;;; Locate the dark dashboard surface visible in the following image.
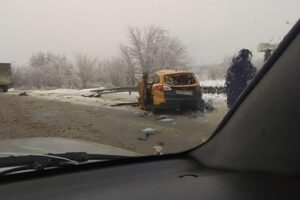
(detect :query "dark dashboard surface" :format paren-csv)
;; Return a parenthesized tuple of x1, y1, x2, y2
(0, 157, 299, 200)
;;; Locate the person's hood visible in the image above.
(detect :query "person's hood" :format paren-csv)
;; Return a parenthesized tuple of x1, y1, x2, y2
(0, 137, 139, 156)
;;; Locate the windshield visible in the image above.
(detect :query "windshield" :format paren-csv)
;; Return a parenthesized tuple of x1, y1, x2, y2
(0, 0, 299, 165)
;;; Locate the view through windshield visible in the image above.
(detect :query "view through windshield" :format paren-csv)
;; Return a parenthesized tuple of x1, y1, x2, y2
(0, 0, 299, 159)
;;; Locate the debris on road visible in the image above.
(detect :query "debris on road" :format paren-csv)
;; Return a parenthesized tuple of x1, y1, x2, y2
(160, 118, 175, 123)
(155, 115, 169, 120)
(139, 111, 152, 118)
(153, 145, 163, 155)
(110, 102, 138, 107)
(142, 127, 155, 134)
(19, 92, 28, 96)
(137, 136, 148, 141)
(185, 110, 204, 119)
(82, 93, 101, 98)
(0, 88, 227, 155)
(138, 127, 158, 141)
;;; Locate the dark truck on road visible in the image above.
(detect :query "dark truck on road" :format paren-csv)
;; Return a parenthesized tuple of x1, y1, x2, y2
(0, 63, 12, 92)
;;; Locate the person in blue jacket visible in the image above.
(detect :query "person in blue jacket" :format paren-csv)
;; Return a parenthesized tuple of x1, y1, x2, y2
(225, 49, 257, 108)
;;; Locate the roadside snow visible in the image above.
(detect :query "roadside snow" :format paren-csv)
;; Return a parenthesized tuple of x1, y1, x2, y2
(200, 79, 225, 87)
(10, 88, 139, 110)
(203, 93, 226, 103)
(10, 80, 226, 109)
(200, 80, 226, 103)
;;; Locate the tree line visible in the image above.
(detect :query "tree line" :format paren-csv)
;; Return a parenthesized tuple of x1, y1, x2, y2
(12, 26, 190, 89)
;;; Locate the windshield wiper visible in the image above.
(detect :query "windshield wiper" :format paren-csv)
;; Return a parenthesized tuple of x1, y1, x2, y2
(0, 152, 132, 176)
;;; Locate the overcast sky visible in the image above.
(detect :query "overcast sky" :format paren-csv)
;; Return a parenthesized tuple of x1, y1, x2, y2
(0, 0, 299, 66)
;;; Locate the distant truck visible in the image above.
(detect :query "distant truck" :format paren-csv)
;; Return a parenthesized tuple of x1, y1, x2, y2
(0, 63, 12, 92)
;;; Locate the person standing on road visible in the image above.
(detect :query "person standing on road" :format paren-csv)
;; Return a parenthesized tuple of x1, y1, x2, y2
(225, 49, 257, 108)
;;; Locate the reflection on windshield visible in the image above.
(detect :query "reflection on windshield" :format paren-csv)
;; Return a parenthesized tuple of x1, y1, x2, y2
(0, 0, 298, 164)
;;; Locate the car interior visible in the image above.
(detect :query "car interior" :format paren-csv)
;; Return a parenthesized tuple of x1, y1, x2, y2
(0, 19, 299, 200)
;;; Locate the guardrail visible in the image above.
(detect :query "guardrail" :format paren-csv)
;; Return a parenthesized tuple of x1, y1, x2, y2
(85, 86, 226, 98)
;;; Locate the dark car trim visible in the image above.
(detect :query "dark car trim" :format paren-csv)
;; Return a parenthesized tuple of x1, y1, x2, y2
(186, 19, 300, 152)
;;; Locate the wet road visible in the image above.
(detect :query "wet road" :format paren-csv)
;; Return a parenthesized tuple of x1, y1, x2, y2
(0, 92, 227, 155)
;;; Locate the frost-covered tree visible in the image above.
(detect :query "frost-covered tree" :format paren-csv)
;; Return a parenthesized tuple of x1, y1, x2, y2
(119, 45, 137, 86)
(121, 26, 189, 74)
(29, 52, 73, 88)
(99, 58, 126, 87)
(75, 53, 97, 88)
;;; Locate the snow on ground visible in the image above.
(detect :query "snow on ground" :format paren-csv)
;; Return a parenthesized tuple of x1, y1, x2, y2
(200, 79, 225, 87)
(10, 88, 139, 110)
(203, 93, 226, 103)
(199, 79, 226, 103)
(10, 80, 226, 109)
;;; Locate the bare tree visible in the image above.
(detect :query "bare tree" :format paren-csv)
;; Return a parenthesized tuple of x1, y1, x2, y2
(94, 26, 190, 87)
(29, 52, 73, 88)
(122, 26, 189, 74)
(75, 53, 97, 88)
(100, 58, 126, 87)
(155, 37, 188, 70)
(120, 45, 137, 86)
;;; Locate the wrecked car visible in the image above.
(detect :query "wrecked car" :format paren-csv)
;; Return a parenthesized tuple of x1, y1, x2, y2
(138, 70, 204, 113)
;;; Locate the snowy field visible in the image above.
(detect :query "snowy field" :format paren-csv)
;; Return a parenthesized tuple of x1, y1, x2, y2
(9, 88, 139, 110)
(200, 79, 225, 87)
(9, 79, 226, 110)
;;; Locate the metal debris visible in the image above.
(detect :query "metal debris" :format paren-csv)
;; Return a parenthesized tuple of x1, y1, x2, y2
(82, 93, 101, 98)
(111, 102, 138, 107)
(160, 118, 175, 123)
(19, 92, 28, 96)
(155, 115, 169, 120)
(142, 128, 155, 134)
(138, 128, 158, 141)
(153, 145, 163, 155)
(139, 111, 152, 118)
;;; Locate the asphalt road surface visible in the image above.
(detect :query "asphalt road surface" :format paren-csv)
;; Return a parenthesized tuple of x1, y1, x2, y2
(0, 91, 227, 155)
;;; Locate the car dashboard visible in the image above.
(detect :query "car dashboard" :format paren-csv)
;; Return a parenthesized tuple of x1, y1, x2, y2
(0, 156, 299, 200)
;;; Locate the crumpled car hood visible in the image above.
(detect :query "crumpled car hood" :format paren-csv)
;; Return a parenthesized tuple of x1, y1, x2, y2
(0, 137, 139, 156)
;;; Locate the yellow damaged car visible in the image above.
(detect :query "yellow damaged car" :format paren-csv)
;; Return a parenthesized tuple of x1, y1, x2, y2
(138, 70, 204, 113)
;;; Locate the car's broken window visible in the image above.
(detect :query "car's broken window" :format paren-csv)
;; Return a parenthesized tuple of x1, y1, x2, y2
(165, 74, 196, 86)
